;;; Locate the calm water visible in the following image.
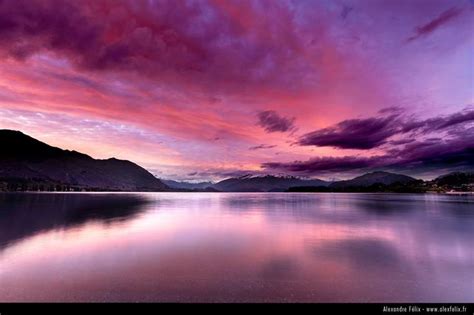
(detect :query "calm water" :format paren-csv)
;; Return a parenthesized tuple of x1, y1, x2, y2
(0, 192, 472, 302)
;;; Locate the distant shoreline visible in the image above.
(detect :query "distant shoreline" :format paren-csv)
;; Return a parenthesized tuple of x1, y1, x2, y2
(2, 130, 473, 194)
(1, 190, 473, 195)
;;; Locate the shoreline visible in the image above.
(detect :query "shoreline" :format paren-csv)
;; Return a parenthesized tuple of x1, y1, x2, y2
(1, 190, 473, 195)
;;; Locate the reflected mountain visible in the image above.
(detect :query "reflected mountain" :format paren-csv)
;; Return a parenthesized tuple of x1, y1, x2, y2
(0, 193, 150, 250)
(350, 195, 420, 216)
(312, 238, 403, 271)
(220, 193, 420, 223)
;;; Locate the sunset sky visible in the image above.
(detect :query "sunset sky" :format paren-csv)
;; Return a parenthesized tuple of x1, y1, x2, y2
(0, 0, 473, 181)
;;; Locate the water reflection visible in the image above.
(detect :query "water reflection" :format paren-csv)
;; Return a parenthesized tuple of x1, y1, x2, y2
(0, 193, 149, 249)
(260, 256, 297, 280)
(0, 192, 472, 302)
(313, 238, 403, 269)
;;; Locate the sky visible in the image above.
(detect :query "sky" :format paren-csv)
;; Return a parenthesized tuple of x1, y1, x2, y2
(0, 0, 473, 181)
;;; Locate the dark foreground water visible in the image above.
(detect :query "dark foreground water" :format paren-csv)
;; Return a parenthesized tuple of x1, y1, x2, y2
(0, 192, 472, 302)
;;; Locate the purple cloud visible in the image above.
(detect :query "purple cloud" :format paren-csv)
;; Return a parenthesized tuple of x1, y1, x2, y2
(298, 115, 399, 149)
(402, 107, 474, 133)
(249, 144, 277, 150)
(265, 126, 474, 176)
(299, 107, 473, 150)
(262, 155, 386, 174)
(388, 138, 416, 146)
(407, 7, 463, 42)
(0, 0, 316, 96)
(389, 130, 474, 171)
(257, 110, 295, 133)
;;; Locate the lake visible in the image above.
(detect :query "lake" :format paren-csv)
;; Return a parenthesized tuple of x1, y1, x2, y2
(0, 192, 472, 302)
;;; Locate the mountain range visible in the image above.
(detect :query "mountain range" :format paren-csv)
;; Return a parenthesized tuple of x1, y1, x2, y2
(0, 129, 472, 193)
(329, 172, 416, 188)
(0, 130, 168, 191)
(433, 172, 474, 187)
(162, 180, 214, 190)
(211, 174, 329, 192)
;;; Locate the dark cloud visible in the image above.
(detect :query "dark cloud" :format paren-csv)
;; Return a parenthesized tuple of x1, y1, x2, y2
(262, 155, 386, 174)
(407, 7, 463, 42)
(264, 127, 474, 176)
(249, 144, 277, 150)
(402, 107, 474, 133)
(298, 107, 473, 150)
(257, 110, 295, 133)
(298, 115, 399, 149)
(0, 0, 102, 61)
(389, 130, 474, 172)
(0, 0, 217, 76)
(0, 0, 315, 95)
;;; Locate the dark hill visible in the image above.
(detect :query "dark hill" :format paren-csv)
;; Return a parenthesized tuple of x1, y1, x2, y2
(162, 180, 213, 190)
(330, 171, 416, 188)
(434, 172, 474, 186)
(0, 130, 168, 191)
(212, 175, 329, 192)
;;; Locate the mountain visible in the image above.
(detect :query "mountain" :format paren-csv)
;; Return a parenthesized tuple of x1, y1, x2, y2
(329, 171, 416, 188)
(433, 172, 474, 187)
(0, 130, 168, 191)
(162, 180, 214, 190)
(289, 171, 474, 193)
(212, 175, 329, 192)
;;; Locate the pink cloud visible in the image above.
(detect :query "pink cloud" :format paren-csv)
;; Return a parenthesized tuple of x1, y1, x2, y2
(0, 0, 472, 180)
